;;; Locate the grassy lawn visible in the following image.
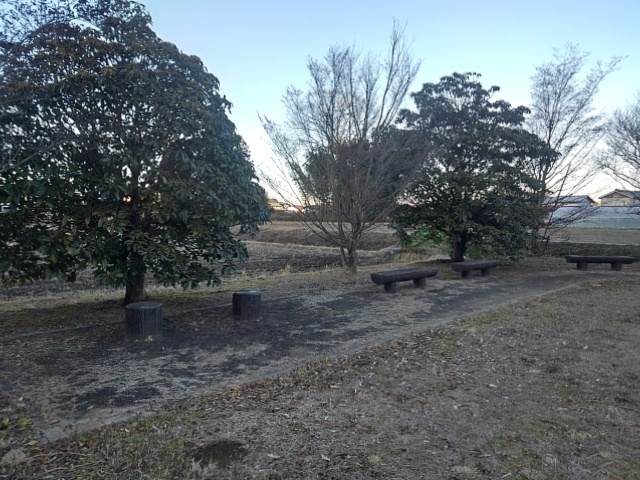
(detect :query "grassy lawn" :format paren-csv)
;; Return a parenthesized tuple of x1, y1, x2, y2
(2, 275, 639, 479)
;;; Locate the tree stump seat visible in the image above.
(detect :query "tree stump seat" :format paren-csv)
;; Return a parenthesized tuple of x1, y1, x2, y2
(370, 268, 438, 293)
(450, 260, 501, 279)
(565, 255, 635, 271)
(232, 290, 261, 320)
(125, 301, 162, 339)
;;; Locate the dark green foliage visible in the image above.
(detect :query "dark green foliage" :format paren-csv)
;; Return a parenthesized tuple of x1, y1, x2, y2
(0, 0, 268, 303)
(396, 227, 447, 250)
(393, 73, 553, 262)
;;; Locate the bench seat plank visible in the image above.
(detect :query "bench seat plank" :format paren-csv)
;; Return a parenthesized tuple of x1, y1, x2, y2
(450, 260, 500, 279)
(565, 255, 635, 271)
(371, 268, 438, 293)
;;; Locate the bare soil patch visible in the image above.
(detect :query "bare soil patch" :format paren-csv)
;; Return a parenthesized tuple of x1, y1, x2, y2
(1, 225, 639, 479)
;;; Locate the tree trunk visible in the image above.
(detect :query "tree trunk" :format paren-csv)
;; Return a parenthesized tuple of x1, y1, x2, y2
(345, 248, 358, 274)
(339, 239, 359, 275)
(125, 275, 147, 305)
(339, 247, 347, 269)
(124, 251, 147, 305)
(451, 237, 466, 262)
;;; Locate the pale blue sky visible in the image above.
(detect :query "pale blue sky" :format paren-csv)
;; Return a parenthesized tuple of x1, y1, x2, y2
(140, 0, 639, 195)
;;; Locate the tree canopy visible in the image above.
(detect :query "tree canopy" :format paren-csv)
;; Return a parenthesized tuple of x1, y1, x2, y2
(260, 22, 421, 274)
(0, 0, 268, 303)
(600, 93, 640, 189)
(393, 73, 553, 262)
(526, 44, 622, 236)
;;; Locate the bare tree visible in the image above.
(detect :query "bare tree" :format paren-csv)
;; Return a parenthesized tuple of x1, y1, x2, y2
(525, 43, 623, 241)
(260, 21, 421, 274)
(600, 93, 640, 189)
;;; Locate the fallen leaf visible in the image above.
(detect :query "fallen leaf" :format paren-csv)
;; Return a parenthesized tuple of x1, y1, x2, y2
(367, 454, 382, 465)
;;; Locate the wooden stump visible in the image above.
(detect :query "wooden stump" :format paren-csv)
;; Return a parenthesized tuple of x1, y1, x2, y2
(232, 290, 261, 320)
(125, 301, 162, 339)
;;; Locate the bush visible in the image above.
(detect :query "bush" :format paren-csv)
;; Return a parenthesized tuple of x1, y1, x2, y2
(268, 210, 300, 222)
(397, 228, 447, 250)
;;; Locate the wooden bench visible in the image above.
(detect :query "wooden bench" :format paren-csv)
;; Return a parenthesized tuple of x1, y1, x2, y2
(451, 260, 500, 279)
(565, 255, 635, 271)
(371, 268, 438, 293)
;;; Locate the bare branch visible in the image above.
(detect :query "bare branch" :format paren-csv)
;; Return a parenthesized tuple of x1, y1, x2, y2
(526, 44, 623, 192)
(260, 24, 421, 273)
(525, 43, 623, 235)
(600, 92, 640, 189)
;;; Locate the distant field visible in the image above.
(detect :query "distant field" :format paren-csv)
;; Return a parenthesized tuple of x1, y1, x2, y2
(547, 227, 640, 245)
(262, 222, 640, 247)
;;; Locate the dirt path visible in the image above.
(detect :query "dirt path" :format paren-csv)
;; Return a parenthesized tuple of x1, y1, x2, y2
(2, 258, 637, 443)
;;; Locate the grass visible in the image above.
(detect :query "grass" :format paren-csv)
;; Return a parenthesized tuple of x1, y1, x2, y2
(546, 242, 640, 258)
(2, 230, 640, 478)
(3, 278, 640, 479)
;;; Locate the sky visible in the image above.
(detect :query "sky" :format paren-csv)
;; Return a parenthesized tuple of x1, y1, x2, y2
(139, 0, 640, 196)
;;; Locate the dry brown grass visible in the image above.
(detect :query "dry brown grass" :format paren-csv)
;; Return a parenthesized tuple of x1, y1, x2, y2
(2, 279, 639, 479)
(1, 225, 640, 479)
(547, 227, 640, 246)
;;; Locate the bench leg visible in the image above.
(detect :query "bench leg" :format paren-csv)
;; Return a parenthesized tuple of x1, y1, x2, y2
(413, 277, 427, 288)
(576, 261, 588, 270)
(383, 281, 398, 293)
(480, 267, 492, 277)
(460, 270, 472, 279)
(611, 262, 622, 271)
